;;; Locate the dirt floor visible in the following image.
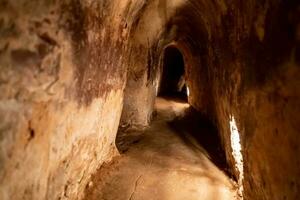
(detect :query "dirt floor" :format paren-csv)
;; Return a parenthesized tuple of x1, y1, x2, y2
(84, 97, 239, 200)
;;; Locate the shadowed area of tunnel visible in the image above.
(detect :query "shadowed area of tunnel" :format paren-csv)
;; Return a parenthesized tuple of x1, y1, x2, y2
(167, 106, 232, 178)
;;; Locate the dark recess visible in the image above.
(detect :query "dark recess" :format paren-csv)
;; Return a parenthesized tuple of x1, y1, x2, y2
(159, 46, 187, 100)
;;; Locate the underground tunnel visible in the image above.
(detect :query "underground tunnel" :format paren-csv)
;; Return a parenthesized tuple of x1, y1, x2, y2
(0, 0, 300, 200)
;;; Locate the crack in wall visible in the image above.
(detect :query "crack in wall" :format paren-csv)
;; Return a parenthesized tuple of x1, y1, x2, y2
(129, 175, 143, 200)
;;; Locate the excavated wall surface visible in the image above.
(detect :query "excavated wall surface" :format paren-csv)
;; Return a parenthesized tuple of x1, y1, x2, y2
(0, 0, 299, 199)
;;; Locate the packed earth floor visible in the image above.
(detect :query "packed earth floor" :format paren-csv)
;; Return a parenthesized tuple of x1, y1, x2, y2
(84, 97, 240, 200)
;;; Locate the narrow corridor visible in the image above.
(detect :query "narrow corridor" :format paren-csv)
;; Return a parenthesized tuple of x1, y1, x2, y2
(84, 97, 239, 200)
(1, 1, 299, 199)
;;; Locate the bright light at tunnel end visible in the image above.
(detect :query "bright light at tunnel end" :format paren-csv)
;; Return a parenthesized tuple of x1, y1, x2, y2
(229, 115, 244, 199)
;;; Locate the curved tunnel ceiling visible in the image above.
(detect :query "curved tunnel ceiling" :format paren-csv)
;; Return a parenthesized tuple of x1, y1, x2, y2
(129, 0, 226, 53)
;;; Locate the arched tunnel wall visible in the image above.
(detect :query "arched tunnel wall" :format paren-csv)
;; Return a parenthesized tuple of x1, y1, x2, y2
(0, 0, 299, 200)
(0, 1, 133, 199)
(175, 1, 300, 199)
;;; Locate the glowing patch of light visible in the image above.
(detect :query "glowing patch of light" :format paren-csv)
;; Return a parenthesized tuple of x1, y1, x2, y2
(229, 115, 244, 199)
(186, 86, 190, 97)
(154, 76, 160, 96)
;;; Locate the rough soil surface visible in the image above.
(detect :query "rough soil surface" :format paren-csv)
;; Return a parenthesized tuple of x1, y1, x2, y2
(84, 97, 239, 200)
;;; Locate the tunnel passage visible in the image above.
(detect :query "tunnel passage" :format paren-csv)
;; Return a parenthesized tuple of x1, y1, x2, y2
(159, 46, 187, 99)
(1, 0, 299, 200)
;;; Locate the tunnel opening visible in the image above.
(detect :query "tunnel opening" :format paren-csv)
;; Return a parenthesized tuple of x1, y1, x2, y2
(159, 46, 187, 100)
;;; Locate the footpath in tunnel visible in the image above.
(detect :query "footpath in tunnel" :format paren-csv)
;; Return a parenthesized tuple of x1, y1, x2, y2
(84, 97, 239, 200)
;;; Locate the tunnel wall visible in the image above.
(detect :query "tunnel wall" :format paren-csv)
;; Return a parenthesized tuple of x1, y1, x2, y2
(173, 1, 300, 199)
(120, 0, 161, 128)
(0, 0, 132, 199)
